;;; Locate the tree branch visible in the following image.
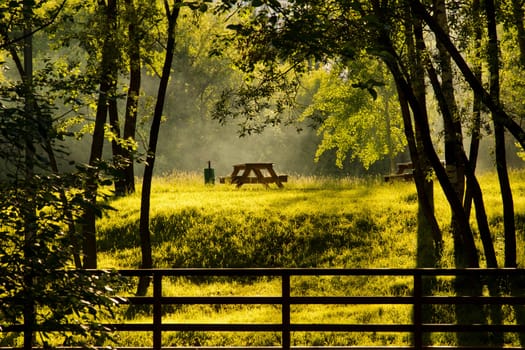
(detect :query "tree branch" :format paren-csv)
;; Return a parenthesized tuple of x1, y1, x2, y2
(410, 0, 525, 151)
(0, 0, 68, 50)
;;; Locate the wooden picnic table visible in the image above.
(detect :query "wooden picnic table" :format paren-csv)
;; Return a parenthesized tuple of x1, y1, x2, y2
(220, 163, 287, 188)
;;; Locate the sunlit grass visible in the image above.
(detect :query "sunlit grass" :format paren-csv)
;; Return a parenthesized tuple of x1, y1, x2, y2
(98, 170, 525, 270)
(93, 170, 525, 348)
(98, 172, 420, 268)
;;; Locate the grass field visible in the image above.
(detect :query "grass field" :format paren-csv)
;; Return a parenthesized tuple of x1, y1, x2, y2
(94, 170, 525, 347)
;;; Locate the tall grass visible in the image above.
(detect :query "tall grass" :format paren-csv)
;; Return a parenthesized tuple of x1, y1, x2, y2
(97, 173, 421, 269)
(94, 171, 525, 347)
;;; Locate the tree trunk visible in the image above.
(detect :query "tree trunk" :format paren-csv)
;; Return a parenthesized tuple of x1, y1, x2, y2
(464, 0, 483, 219)
(383, 48, 479, 267)
(82, 0, 119, 269)
(374, 2, 443, 258)
(372, 1, 443, 259)
(511, 0, 525, 67)
(396, 79, 442, 263)
(432, 0, 468, 267)
(409, 16, 443, 265)
(122, 0, 142, 195)
(136, 0, 181, 296)
(485, 0, 516, 268)
(433, 0, 465, 200)
(110, 95, 127, 197)
(22, 3, 35, 347)
(423, 45, 497, 268)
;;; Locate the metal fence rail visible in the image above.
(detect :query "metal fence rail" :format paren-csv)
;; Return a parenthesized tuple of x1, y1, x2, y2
(3, 268, 525, 350)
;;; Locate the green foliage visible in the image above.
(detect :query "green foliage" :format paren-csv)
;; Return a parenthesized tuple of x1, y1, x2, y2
(0, 173, 122, 347)
(0, 30, 120, 347)
(211, 0, 408, 170)
(301, 60, 406, 169)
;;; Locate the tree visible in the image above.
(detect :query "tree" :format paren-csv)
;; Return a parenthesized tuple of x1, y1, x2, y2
(300, 60, 406, 171)
(0, 173, 121, 349)
(118, 0, 143, 195)
(81, 0, 120, 269)
(485, 0, 516, 268)
(136, 0, 183, 296)
(0, 2, 121, 348)
(50, 0, 157, 267)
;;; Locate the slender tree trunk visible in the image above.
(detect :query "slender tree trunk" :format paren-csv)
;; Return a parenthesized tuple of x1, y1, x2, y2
(432, 0, 469, 265)
(108, 95, 126, 196)
(136, 0, 181, 296)
(374, 2, 443, 256)
(485, 0, 517, 268)
(511, 0, 525, 66)
(479, 6, 507, 344)
(122, 0, 142, 195)
(109, 95, 127, 197)
(372, 1, 442, 256)
(387, 10, 441, 345)
(22, 3, 35, 347)
(464, 0, 483, 219)
(409, 16, 443, 265)
(82, 0, 119, 269)
(394, 75, 442, 250)
(433, 0, 465, 200)
(397, 73, 479, 268)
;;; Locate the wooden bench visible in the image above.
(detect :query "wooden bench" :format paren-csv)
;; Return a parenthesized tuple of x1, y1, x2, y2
(384, 162, 414, 182)
(384, 161, 446, 182)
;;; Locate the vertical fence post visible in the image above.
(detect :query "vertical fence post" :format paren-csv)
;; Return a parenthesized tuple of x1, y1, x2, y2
(413, 271, 423, 350)
(23, 290, 34, 350)
(282, 272, 291, 350)
(153, 272, 162, 350)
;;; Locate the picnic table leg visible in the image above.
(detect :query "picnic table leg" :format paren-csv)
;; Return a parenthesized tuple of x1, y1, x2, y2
(267, 167, 284, 188)
(253, 168, 270, 189)
(230, 167, 243, 187)
(236, 168, 253, 188)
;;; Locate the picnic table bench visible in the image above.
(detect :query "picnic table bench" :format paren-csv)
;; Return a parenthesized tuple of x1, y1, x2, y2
(384, 161, 446, 182)
(219, 163, 287, 188)
(384, 162, 414, 182)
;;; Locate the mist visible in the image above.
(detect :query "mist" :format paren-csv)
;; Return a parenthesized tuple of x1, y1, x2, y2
(155, 121, 320, 178)
(139, 59, 354, 179)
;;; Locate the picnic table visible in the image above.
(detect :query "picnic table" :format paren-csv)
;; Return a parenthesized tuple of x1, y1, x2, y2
(219, 163, 287, 188)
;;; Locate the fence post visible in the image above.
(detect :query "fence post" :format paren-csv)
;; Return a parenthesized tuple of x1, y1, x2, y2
(413, 271, 423, 349)
(153, 272, 162, 350)
(282, 272, 291, 350)
(23, 291, 34, 350)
